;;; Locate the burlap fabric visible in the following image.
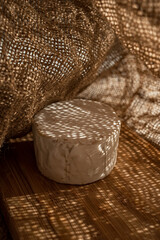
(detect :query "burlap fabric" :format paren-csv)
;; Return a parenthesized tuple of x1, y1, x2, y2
(0, 0, 115, 147)
(1, 0, 159, 148)
(90, 0, 160, 146)
(0, 1, 160, 238)
(79, 54, 160, 146)
(95, 0, 160, 77)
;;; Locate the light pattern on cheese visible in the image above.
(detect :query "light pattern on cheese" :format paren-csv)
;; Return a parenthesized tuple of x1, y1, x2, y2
(33, 99, 121, 184)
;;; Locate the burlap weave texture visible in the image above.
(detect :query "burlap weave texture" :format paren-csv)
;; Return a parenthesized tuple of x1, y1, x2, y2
(0, 0, 115, 147)
(0, 1, 160, 237)
(0, 0, 160, 147)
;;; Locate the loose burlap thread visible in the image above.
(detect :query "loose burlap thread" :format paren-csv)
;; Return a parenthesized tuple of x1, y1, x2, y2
(0, 0, 160, 147)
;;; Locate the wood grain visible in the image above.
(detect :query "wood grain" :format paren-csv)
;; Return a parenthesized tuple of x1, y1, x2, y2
(0, 124, 160, 240)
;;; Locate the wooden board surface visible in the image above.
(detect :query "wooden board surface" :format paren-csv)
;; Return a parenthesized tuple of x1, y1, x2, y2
(0, 124, 160, 240)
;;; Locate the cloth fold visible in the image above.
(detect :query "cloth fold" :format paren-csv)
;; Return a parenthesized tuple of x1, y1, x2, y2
(0, 0, 160, 147)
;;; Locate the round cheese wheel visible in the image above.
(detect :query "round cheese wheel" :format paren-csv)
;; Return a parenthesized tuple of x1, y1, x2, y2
(32, 99, 121, 185)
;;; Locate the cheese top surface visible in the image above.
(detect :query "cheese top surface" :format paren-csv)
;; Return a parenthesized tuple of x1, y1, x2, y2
(33, 99, 120, 143)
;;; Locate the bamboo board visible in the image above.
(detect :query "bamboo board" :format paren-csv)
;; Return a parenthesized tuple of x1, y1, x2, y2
(0, 124, 160, 240)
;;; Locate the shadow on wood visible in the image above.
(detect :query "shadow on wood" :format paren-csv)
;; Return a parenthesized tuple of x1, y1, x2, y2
(0, 124, 160, 239)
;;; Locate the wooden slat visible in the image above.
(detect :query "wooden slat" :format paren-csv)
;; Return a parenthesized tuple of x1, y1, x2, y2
(0, 124, 160, 240)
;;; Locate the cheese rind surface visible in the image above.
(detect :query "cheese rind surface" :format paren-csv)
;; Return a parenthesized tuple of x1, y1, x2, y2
(33, 99, 121, 185)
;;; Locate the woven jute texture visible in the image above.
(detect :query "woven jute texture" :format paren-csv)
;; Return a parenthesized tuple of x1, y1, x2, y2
(95, 0, 160, 77)
(79, 54, 160, 146)
(1, 1, 160, 238)
(0, 0, 115, 147)
(92, 0, 160, 146)
(1, 0, 159, 148)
